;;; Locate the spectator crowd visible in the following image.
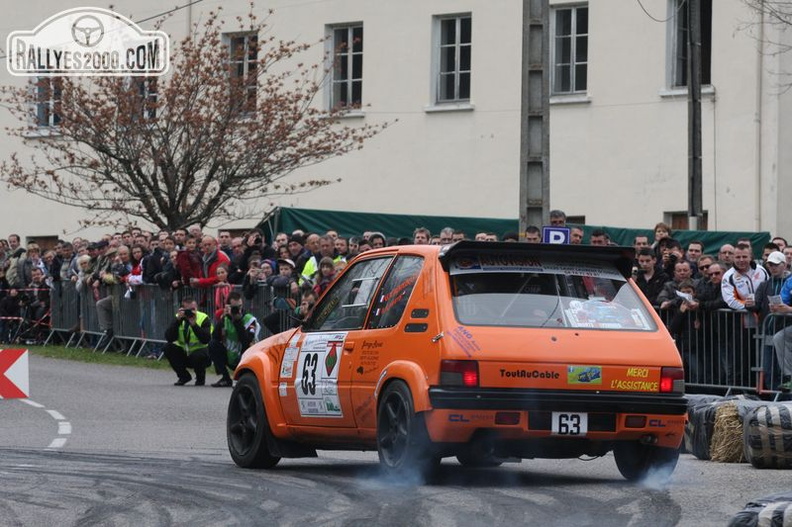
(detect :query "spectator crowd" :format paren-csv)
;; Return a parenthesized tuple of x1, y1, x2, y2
(2, 209, 792, 392)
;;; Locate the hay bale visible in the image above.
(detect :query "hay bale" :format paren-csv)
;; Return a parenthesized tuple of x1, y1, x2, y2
(729, 494, 792, 527)
(710, 402, 746, 463)
(743, 403, 792, 470)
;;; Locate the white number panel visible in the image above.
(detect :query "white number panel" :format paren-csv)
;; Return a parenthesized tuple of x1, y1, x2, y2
(293, 332, 346, 417)
(551, 412, 588, 436)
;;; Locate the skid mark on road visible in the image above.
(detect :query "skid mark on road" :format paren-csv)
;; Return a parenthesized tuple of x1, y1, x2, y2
(19, 398, 71, 449)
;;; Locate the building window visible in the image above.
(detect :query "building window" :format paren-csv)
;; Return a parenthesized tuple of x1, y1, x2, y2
(435, 14, 472, 103)
(226, 32, 258, 115)
(34, 77, 62, 127)
(330, 24, 363, 109)
(667, 211, 709, 230)
(551, 5, 588, 95)
(670, 0, 712, 87)
(130, 77, 158, 120)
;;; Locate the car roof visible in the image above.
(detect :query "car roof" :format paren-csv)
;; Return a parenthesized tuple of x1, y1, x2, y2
(354, 242, 636, 280)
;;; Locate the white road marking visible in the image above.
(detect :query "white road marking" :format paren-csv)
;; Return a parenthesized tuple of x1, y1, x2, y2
(47, 438, 68, 449)
(21, 400, 72, 450)
(46, 410, 65, 420)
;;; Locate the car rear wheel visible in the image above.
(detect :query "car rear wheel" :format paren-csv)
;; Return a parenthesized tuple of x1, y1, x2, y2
(613, 441, 679, 482)
(377, 380, 435, 476)
(227, 373, 281, 469)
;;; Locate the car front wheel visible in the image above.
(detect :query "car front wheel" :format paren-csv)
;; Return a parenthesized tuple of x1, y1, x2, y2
(227, 373, 281, 469)
(376, 380, 435, 476)
(613, 441, 679, 482)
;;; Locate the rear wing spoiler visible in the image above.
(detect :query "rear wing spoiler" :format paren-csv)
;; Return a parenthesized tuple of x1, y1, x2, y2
(438, 241, 636, 280)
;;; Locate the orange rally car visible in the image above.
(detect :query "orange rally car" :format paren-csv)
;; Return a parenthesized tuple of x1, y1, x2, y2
(226, 241, 687, 481)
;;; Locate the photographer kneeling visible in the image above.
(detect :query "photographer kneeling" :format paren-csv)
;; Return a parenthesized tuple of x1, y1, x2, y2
(208, 292, 261, 387)
(163, 297, 213, 386)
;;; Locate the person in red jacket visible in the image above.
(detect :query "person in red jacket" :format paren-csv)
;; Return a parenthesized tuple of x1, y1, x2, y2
(189, 236, 231, 289)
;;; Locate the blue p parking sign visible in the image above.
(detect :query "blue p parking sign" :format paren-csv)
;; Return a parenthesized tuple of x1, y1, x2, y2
(542, 226, 570, 244)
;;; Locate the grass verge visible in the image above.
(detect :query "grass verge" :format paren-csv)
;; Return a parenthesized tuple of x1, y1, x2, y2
(23, 344, 172, 370)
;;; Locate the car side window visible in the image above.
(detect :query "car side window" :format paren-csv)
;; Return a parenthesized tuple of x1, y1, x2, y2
(367, 256, 423, 329)
(307, 257, 393, 331)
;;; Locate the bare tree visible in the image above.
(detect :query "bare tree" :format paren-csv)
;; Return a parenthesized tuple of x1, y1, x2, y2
(744, 0, 792, 28)
(743, 1, 792, 78)
(0, 8, 389, 230)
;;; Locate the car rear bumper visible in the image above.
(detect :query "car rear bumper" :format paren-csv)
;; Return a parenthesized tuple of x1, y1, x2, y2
(428, 387, 688, 415)
(425, 387, 686, 450)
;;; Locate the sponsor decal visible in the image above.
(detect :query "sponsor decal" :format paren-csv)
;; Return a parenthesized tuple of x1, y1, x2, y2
(450, 255, 622, 279)
(500, 368, 560, 379)
(449, 326, 480, 358)
(609, 379, 659, 391)
(567, 365, 602, 385)
(359, 340, 382, 371)
(294, 332, 346, 417)
(448, 413, 491, 423)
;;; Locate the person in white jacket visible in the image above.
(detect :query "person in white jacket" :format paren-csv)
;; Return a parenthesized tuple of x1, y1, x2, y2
(720, 243, 769, 387)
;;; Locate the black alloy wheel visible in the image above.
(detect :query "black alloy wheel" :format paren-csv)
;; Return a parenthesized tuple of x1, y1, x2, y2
(227, 373, 281, 469)
(376, 380, 435, 475)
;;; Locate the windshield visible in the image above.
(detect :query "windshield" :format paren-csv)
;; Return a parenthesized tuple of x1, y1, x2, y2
(449, 257, 656, 331)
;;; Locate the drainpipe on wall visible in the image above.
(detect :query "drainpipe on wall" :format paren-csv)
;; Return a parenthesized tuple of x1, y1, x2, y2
(187, 2, 193, 36)
(755, 1, 765, 231)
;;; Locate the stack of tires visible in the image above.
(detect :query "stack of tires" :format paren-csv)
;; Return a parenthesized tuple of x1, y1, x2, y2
(742, 403, 792, 469)
(730, 494, 792, 527)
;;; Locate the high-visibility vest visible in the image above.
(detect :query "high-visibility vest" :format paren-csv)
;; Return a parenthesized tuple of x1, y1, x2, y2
(299, 254, 344, 285)
(175, 310, 211, 354)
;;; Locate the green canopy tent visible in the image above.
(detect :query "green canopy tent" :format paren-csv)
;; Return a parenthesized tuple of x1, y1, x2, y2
(258, 207, 770, 258)
(258, 207, 519, 242)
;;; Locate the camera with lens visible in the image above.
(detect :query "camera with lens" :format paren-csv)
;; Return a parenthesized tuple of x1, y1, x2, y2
(230, 305, 241, 315)
(183, 308, 194, 318)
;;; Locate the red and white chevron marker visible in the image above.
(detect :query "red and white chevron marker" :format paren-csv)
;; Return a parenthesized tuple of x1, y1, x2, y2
(0, 349, 29, 399)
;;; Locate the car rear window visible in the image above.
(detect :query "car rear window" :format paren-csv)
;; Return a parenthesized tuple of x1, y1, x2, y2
(449, 254, 656, 331)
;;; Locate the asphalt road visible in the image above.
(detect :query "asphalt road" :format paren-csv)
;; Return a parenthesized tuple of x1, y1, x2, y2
(0, 354, 790, 526)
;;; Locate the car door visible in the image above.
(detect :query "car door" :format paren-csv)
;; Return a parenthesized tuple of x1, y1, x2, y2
(278, 256, 393, 428)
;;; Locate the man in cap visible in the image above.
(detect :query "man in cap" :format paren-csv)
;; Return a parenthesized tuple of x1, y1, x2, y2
(749, 251, 789, 389)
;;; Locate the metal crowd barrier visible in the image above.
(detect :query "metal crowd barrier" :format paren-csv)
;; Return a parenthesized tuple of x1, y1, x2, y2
(47, 281, 290, 358)
(663, 307, 792, 399)
(45, 281, 789, 397)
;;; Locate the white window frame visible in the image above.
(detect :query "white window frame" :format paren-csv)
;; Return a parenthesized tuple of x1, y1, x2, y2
(225, 32, 258, 116)
(665, 0, 712, 91)
(327, 23, 364, 112)
(33, 76, 62, 128)
(430, 13, 472, 108)
(550, 4, 588, 97)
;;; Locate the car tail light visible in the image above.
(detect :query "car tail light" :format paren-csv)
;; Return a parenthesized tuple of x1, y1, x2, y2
(624, 415, 647, 428)
(660, 367, 685, 393)
(495, 412, 521, 425)
(441, 360, 479, 387)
